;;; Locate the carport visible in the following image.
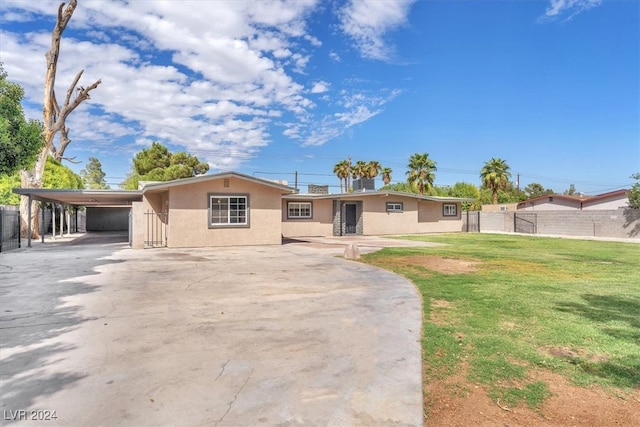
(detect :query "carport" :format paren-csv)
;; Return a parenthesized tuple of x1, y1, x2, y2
(12, 188, 142, 247)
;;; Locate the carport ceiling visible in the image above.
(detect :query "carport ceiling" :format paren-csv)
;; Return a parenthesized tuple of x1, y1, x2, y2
(13, 188, 142, 207)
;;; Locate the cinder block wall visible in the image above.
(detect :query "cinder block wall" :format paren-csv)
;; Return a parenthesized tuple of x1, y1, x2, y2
(478, 209, 640, 239)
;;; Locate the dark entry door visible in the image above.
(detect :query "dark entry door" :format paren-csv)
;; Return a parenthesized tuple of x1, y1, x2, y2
(345, 203, 357, 234)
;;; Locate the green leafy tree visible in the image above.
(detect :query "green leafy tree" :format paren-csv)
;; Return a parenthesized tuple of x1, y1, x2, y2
(80, 157, 110, 189)
(525, 182, 554, 199)
(1, 157, 83, 205)
(406, 152, 437, 195)
(564, 184, 578, 196)
(0, 64, 44, 175)
(628, 173, 640, 209)
(43, 157, 84, 189)
(379, 182, 415, 193)
(0, 173, 21, 205)
(449, 182, 481, 211)
(480, 157, 511, 204)
(122, 142, 209, 189)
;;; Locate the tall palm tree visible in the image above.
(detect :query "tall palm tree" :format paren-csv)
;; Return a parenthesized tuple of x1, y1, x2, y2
(480, 157, 511, 204)
(333, 160, 350, 193)
(352, 160, 368, 180)
(365, 160, 382, 179)
(406, 152, 437, 195)
(381, 167, 393, 185)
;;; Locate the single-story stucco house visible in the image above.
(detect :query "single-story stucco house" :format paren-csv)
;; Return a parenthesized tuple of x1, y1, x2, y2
(14, 172, 472, 249)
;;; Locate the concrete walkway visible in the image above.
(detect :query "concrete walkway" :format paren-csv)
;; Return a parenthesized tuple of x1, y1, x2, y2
(0, 234, 424, 426)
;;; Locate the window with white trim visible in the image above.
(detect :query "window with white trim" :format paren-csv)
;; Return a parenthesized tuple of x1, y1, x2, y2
(209, 195, 248, 227)
(443, 203, 457, 216)
(386, 202, 403, 212)
(288, 202, 312, 219)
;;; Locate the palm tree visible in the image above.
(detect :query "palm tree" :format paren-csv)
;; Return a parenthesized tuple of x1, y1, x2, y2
(406, 152, 437, 195)
(333, 160, 350, 193)
(365, 160, 382, 179)
(351, 160, 367, 183)
(480, 157, 511, 204)
(381, 167, 393, 185)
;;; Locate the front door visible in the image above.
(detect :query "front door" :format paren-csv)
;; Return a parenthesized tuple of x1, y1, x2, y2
(345, 203, 357, 234)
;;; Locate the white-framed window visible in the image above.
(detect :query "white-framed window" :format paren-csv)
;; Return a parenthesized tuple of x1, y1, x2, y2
(288, 202, 312, 219)
(443, 204, 457, 216)
(386, 202, 403, 212)
(209, 194, 248, 227)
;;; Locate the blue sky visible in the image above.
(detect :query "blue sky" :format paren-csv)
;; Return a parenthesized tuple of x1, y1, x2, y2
(1, 0, 638, 194)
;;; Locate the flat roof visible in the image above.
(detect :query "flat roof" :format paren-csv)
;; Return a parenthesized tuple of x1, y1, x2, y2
(284, 190, 475, 203)
(12, 188, 142, 207)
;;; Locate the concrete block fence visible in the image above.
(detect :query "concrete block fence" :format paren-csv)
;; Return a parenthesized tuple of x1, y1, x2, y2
(465, 208, 640, 239)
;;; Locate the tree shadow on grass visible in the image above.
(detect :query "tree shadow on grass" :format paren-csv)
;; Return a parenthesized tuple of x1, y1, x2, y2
(556, 294, 640, 333)
(555, 293, 640, 388)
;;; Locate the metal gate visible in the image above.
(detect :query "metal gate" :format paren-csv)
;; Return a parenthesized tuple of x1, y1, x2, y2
(0, 207, 21, 252)
(463, 211, 480, 232)
(144, 210, 167, 248)
(514, 212, 537, 234)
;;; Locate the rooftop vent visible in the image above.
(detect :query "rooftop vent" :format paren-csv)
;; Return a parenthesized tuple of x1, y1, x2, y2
(352, 178, 375, 192)
(308, 184, 329, 194)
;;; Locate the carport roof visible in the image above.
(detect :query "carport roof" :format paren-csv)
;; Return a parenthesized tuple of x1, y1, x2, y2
(12, 188, 142, 207)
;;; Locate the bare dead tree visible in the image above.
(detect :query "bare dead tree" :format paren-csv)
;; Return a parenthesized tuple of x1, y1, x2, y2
(20, 0, 101, 238)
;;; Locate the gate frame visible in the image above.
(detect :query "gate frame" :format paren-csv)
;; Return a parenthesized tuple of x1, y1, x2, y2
(144, 210, 168, 248)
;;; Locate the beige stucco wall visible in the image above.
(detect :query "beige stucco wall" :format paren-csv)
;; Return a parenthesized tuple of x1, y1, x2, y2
(362, 196, 462, 235)
(360, 197, 420, 235)
(131, 178, 284, 248)
(519, 198, 580, 211)
(582, 195, 628, 210)
(131, 191, 169, 249)
(482, 203, 518, 212)
(281, 198, 334, 237)
(131, 201, 146, 249)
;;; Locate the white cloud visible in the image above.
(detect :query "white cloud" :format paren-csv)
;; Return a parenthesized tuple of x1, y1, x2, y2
(338, 0, 415, 60)
(311, 81, 330, 93)
(541, 0, 602, 21)
(0, 0, 406, 171)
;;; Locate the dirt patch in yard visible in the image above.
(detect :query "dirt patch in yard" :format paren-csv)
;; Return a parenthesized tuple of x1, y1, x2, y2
(425, 368, 640, 426)
(388, 256, 479, 274)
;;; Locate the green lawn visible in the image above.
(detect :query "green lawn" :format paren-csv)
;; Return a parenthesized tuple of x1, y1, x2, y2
(362, 233, 640, 408)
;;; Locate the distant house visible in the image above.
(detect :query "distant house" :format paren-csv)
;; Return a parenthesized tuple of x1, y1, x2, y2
(517, 189, 629, 211)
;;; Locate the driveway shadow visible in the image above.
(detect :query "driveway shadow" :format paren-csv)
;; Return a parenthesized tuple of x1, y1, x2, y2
(0, 242, 125, 422)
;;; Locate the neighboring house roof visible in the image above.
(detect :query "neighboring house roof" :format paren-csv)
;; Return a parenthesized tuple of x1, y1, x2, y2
(285, 190, 474, 203)
(517, 189, 629, 208)
(141, 171, 297, 194)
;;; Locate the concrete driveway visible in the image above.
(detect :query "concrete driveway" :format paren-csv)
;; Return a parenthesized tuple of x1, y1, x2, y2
(0, 233, 425, 426)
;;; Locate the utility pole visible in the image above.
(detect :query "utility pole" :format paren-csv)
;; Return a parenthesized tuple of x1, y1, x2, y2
(516, 173, 520, 191)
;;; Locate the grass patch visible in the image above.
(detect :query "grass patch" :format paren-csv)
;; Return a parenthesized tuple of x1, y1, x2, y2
(363, 233, 640, 408)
